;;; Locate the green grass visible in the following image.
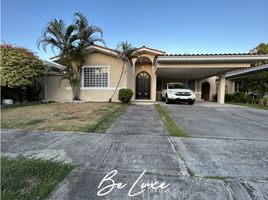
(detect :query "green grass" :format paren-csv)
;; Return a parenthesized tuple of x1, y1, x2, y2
(1, 157, 74, 200)
(80, 105, 126, 133)
(155, 104, 188, 137)
(25, 118, 45, 125)
(228, 103, 268, 110)
(203, 176, 226, 180)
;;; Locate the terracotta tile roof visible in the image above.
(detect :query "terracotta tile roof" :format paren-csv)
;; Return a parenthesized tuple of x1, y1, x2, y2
(160, 53, 268, 57)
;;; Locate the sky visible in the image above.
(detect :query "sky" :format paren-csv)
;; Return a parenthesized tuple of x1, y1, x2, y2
(1, 0, 268, 60)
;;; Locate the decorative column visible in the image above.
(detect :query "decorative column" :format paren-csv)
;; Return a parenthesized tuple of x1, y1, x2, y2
(217, 74, 226, 104)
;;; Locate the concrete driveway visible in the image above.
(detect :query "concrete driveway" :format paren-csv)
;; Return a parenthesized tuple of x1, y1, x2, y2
(2, 104, 268, 199)
(162, 102, 268, 140)
(162, 102, 268, 195)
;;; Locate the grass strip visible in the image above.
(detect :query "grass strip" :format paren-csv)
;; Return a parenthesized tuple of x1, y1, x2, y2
(1, 156, 74, 200)
(81, 105, 126, 133)
(228, 103, 268, 110)
(155, 104, 188, 137)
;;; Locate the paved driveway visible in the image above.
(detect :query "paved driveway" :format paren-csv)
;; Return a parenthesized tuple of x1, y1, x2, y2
(162, 102, 268, 186)
(162, 102, 268, 139)
(2, 104, 268, 199)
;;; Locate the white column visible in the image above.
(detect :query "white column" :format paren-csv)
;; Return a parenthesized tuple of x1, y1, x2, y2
(217, 74, 226, 104)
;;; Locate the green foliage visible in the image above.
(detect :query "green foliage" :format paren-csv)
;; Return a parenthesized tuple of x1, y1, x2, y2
(225, 93, 255, 104)
(264, 96, 268, 105)
(109, 41, 137, 102)
(1, 157, 73, 200)
(38, 12, 104, 100)
(248, 71, 268, 97)
(252, 43, 268, 54)
(251, 43, 268, 65)
(0, 44, 44, 88)
(155, 104, 188, 137)
(118, 88, 133, 104)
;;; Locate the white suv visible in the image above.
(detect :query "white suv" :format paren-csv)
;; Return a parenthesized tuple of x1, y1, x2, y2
(162, 82, 196, 105)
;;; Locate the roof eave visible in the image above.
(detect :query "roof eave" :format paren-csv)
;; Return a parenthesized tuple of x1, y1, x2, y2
(157, 55, 268, 64)
(226, 64, 268, 78)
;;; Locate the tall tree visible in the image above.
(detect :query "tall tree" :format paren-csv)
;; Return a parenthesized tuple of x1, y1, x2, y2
(248, 71, 268, 97)
(251, 43, 268, 66)
(109, 41, 137, 102)
(38, 12, 105, 100)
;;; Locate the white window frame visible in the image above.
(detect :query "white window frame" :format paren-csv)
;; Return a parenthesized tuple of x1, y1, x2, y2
(81, 65, 110, 89)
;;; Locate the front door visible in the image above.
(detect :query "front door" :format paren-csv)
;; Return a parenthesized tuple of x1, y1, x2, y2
(201, 82, 210, 101)
(136, 71, 151, 99)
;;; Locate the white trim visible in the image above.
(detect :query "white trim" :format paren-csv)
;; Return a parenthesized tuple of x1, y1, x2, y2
(85, 46, 118, 56)
(136, 47, 165, 55)
(157, 55, 268, 62)
(44, 60, 65, 70)
(66, 87, 121, 91)
(81, 65, 110, 88)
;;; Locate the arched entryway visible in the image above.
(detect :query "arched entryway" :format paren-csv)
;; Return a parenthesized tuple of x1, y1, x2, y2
(201, 82, 210, 101)
(136, 71, 151, 99)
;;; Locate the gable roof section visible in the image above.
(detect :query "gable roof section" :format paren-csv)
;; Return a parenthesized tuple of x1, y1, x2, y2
(50, 45, 118, 61)
(135, 45, 166, 55)
(85, 44, 118, 57)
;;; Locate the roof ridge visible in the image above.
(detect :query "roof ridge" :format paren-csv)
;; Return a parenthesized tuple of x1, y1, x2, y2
(136, 46, 166, 53)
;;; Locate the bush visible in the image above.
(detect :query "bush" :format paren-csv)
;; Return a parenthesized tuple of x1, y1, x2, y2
(264, 96, 268, 106)
(118, 88, 133, 104)
(224, 94, 234, 102)
(1, 44, 44, 88)
(225, 93, 255, 104)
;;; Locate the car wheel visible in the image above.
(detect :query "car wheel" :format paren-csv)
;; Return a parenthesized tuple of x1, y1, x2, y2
(188, 100, 195, 105)
(165, 96, 171, 104)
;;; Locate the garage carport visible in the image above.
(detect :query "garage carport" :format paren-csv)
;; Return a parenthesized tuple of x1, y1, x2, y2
(155, 53, 268, 103)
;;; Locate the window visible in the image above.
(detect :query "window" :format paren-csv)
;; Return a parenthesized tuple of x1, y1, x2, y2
(234, 80, 244, 92)
(83, 66, 109, 88)
(187, 80, 196, 91)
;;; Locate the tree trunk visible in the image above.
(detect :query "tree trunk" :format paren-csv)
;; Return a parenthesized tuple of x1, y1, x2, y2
(109, 62, 125, 102)
(71, 67, 81, 101)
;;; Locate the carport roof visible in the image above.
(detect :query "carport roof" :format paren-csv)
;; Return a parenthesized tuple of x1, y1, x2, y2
(156, 53, 268, 64)
(155, 53, 268, 79)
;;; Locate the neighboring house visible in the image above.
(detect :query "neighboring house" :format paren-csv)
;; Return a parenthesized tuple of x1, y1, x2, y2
(225, 64, 268, 95)
(40, 45, 268, 104)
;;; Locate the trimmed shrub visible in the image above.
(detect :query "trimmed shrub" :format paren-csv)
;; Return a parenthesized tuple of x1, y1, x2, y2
(118, 88, 133, 104)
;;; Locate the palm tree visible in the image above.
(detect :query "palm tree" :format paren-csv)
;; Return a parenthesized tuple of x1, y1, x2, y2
(109, 41, 137, 102)
(38, 12, 105, 100)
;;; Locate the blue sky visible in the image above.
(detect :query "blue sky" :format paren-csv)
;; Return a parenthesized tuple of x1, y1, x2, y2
(1, 0, 268, 60)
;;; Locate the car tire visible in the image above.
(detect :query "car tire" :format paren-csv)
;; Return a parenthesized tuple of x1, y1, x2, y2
(166, 96, 171, 104)
(188, 100, 195, 105)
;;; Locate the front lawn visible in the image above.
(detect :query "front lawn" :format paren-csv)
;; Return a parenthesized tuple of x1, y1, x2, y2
(1, 102, 126, 133)
(1, 157, 73, 200)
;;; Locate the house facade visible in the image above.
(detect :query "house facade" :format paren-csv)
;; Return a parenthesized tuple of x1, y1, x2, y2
(40, 45, 268, 104)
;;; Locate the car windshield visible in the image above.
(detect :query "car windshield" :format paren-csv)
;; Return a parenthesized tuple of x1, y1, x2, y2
(168, 83, 186, 89)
